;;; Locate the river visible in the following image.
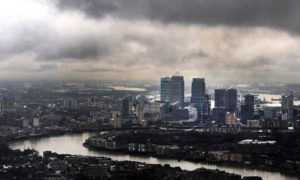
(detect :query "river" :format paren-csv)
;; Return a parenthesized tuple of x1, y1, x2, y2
(8, 132, 297, 180)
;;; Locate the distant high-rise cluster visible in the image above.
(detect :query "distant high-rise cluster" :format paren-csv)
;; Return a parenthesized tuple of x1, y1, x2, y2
(213, 89, 238, 124)
(160, 75, 209, 121)
(115, 75, 297, 129)
(158, 75, 298, 126)
(160, 75, 185, 108)
(214, 89, 237, 113)
(63, 98, 78, 110)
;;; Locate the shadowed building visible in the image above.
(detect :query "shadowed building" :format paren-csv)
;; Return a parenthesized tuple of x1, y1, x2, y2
(281, 91, 294, 121)
(215, 88, 237, 113)
(227, 89, 237, 113)
(215, 89, 227, 108)
(160, 77, 171, 102)
(240, 94, 255, 124)
(122, 98, 129, 117)
(170, 75, 184, 108)
(191, 78, 206, 120)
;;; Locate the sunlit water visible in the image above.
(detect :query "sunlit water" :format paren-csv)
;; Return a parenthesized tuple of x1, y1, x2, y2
(8, 132, 297, 180)
(257, 93, 300, 106)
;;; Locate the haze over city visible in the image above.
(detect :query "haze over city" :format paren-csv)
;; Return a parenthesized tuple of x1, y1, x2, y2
(2, 1, 300, 180)
(1, 0, 300, 84)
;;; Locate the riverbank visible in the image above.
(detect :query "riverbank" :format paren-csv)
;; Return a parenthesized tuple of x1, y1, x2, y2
(6, 126, 152, 144)
(0, 145, 263, 180)
(83, 130, 300, 178)
(83, 141, 300, 178)
(9, 132, 298, 180)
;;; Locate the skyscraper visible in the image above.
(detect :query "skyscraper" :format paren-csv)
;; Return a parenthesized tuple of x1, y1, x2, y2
(227, 89, 237, 113)
(240, 94, 255, 124)
(122, 98, 129, 117)
(191, 78, 206, 120)
(170, 75, 184, 107)
(245, 94, 255, 108)
(212, 107, 227, 124)
(191, 78, 205, 99)
(215, 89, 227, 108)
(214, 88, 237, 123)
(63, 98, 78, 110)
(281, 91, 294, 120)
(160, 77, 171, 102)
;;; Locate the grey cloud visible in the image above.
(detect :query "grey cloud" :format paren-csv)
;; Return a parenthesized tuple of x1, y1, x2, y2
(218, 57, 274, 70)
(182, 50, 208, 62)
(38, 37, 110, 60)
(0, 22, 112, 61)
(73, 67, 124, 73)
(248, 57, 273, 68)
(29, 64, 59, 72)
(56, 0, 300, 34)
(2, 0, 300, 84)
(57, 0, 117, 18)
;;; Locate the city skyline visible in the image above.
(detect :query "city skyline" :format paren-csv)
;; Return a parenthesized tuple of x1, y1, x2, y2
(1, 1, 300, 84)
(1, 1, 300, 179)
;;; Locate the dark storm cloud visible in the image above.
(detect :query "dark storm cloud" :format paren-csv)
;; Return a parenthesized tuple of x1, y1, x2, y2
(2, 0, 300, 83)
(56, 0, 300, 34)
(0, 21, 112, 61)
(38, 37, 110, 60)
(57, 0, 117, 18)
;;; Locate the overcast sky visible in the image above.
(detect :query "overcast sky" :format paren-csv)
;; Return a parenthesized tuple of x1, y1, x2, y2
(0, 0, 300, 84)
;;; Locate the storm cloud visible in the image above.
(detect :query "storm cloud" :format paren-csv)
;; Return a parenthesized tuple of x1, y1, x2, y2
(0, 0, 300, 84)
(56, 0, 300, 34)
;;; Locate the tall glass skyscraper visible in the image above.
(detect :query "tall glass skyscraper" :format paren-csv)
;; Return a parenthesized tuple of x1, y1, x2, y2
(191, 78, 205, 98)
(281, 91, 294, 120)
(227, 89, 237, 113)
(122, 98, 129, 117)
(170, 75, 184, 107)
(241, 94, 255, 124)
(215, 89, 227, 108)
(160, 77, 171, 102)
(214, 88, 237, 112)
(191, 78, 206, 120)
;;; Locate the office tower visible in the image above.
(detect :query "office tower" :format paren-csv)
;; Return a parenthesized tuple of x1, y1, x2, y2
(1, 96, 16, 112)
(227, 89, 237, 113)
(204, 94, 211, 118)
(191, 78, 206, 120)
(136, 95, 148, 109)
(160, 77, 171, 102)
(240, 105, 249, 124)
(264, 107, 281, 120)
(215, 89, 227, 108)
(63, 98, 78, 110)
(122, 98, 129, 117)
(170, 75, 184, 107)
(245, 94, 255, 108)
(240, 94, 255, 124)
(191, 78, 205, 98)
(212, 107, 227, 124)
(281, 91, 294, 120)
